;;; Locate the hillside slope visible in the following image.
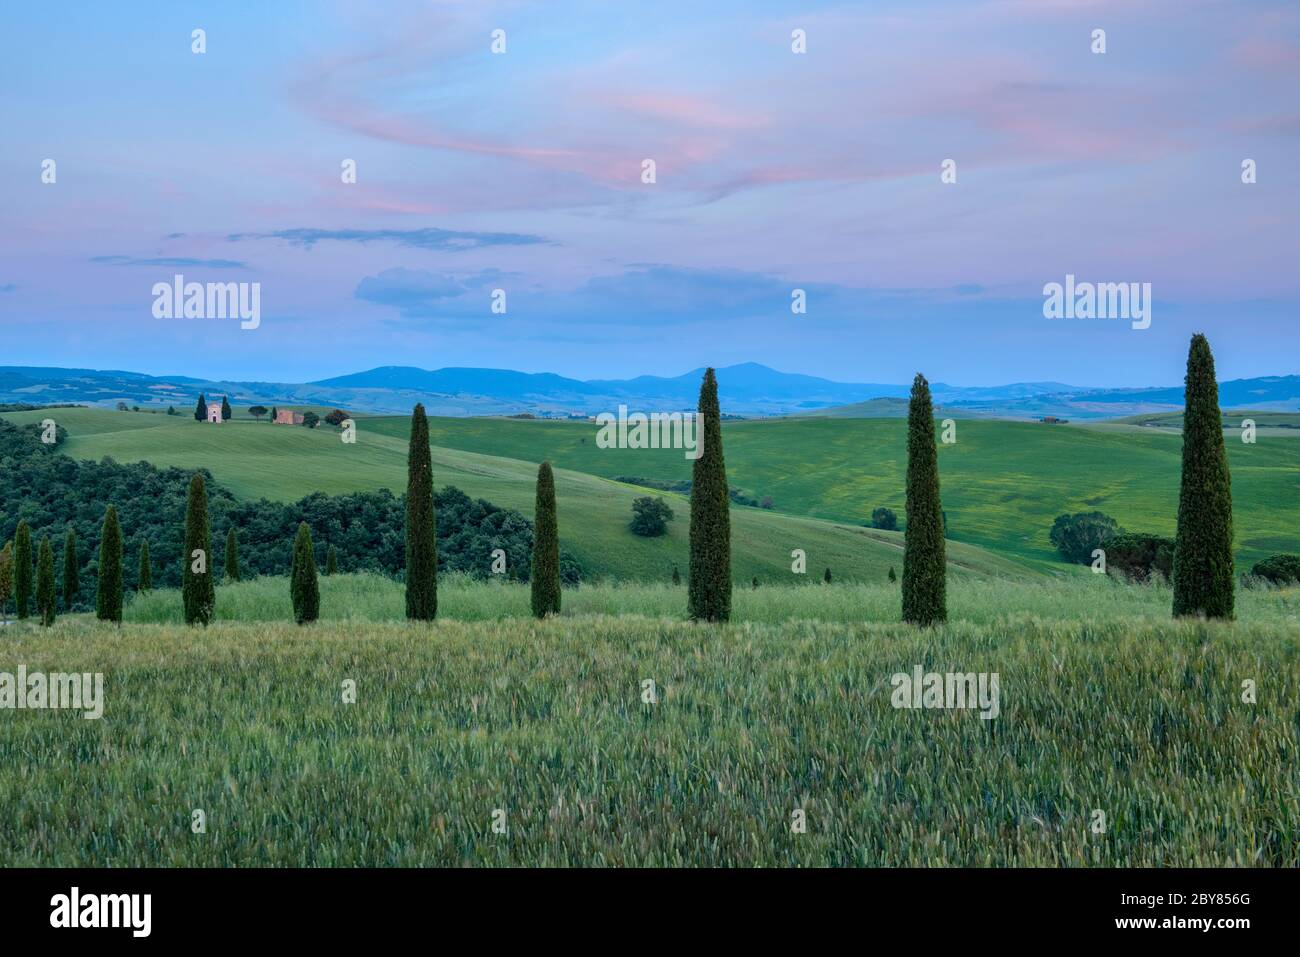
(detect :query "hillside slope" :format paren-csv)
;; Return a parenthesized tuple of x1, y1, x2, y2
(0, 408, 1033, 584)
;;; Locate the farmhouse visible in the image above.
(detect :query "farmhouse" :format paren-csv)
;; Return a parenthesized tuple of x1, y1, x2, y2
(274, 409, 305, 425)
(206, 402, 223, 423)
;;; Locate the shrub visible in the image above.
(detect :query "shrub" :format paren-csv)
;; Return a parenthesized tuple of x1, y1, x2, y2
(630, 496, 674, 537)
(1250, 554, 1300, 586)
(1105, 533, 1174, 582)
(871, 507, 898, 531)
(1049, 511, 1122, 564)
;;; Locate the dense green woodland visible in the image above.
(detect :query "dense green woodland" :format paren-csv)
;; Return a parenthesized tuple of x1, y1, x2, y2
(0, 420, 579, 612)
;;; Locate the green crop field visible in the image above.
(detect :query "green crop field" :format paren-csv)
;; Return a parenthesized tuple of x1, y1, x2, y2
(2, 576, 1297, 867)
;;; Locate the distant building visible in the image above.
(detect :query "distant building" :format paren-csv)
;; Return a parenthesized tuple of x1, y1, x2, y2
(206, 402, 223, 424)
(274, 409, 304, 425)
(1040, 416, 1068, 424)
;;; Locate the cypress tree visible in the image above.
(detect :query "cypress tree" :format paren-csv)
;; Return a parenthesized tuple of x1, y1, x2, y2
(36, 537, 55, 627)
(0, 540, 13, 620)
(823, 567, 832, 584)
(752, 576, 759, 589)
(96, 505, 124, 623)
(888, 565, 897, 583)
(182, 474, 215, 625)
(405, 403, 438, 620)
(290, 522, 320, 624)
(14, 520, 32, 620)
(902, 373, 947, 625)
(530, 461, 561, 618)
(326, 545, 338, 576)
(221, 395, 232, 421)
(194, 393, 207, 422)
(63, 527, 79, 611)
(138, 540, 153, 592)
(1172, 334, 1235, 619)
(672, 564, 681, 586)
(688, 367, 732, 622)
(225, 527, 240, 582)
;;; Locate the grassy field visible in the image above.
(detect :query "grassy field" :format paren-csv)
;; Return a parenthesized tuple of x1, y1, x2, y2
(2, 579, 1297, 867)
(120, 571, 1300, 627)
(0, 407, 1031, 584)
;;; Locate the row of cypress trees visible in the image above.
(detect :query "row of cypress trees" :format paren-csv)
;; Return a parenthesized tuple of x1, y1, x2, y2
(1, 335, 1235, 628)
(653, 335, 1234, 626)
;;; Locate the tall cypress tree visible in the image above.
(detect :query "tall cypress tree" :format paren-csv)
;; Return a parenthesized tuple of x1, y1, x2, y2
(36, 536, 56, 627)
(325, 545, 338, 576)
(0, 540, 13, 620)
(1172, 334, 1235, 619)
(902, 373, 947, 625)
(96, 505, 123, 623)
(221, 395, 232, 421)
(530, 461, 561, 618)
(405, 403, 438, 620)
(182, 474, 215, 625)
(290, 522, 320, 624)
(138, 540, 153, 592)
(194, 393, 207, 422)
(225, 527, 240, 582)
(688, 367, 732, 622)
(62, 527, 79, 611)
(14, 520, 32, 620)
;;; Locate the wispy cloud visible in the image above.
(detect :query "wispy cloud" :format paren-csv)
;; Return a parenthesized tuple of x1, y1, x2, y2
(90, 256, 247, 269)
(226, 227, 550, 251)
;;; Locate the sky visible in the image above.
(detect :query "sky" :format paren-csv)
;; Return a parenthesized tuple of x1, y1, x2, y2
(1, 0, 1297, 387)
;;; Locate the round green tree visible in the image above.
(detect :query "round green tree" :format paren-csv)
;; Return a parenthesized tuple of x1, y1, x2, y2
(1172, 334, 1235, 619)
(182, 474, 215, 626)
(530, 461, 561, 618)
(902, 373, 947, 625)
(405, 404, 438, 620)
(290, 522, 320, 624)
(96, 505, 124, 623)
(688, 368, 732, 622)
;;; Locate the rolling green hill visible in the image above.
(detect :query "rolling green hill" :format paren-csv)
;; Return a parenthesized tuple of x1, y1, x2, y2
(9, 404, 1297, 576)
(356, 413, 1300, 571)
(0, 407, 1030, 584)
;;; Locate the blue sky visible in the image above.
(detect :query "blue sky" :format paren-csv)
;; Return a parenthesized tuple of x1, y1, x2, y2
(1, 0, 1297, 386)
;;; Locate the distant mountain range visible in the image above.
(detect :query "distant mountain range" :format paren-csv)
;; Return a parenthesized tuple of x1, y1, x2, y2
(2, 364, 1298, 419)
